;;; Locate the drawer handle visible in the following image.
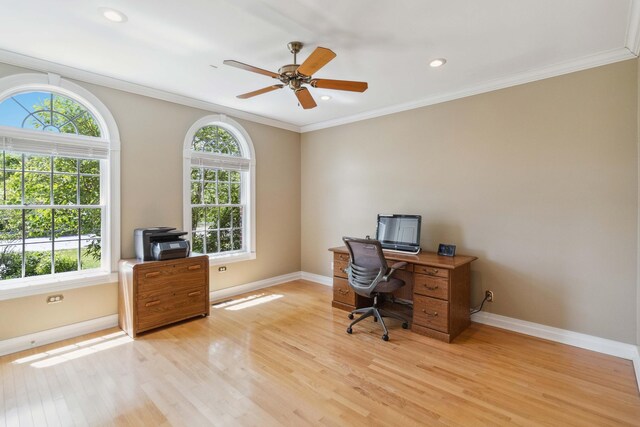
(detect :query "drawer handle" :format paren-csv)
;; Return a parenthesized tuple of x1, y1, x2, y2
(188, 291, 202, 297)
(338, 289, 349, 295)
(188, 264, 201, 271)
(422, 309, 438, 317)
(145, 300, 161, 307)
(145, 272, 160, 279)
(424, 284, 439, 291)
(425, 269, 439, 275)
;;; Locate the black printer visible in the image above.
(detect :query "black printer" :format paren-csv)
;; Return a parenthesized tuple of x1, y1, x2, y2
(134, 227, 191, 261)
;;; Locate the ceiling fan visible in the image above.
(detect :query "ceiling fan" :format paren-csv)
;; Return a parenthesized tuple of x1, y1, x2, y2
(223, 41, 368, 110)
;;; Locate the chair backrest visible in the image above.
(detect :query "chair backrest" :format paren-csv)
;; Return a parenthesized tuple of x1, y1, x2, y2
(343, 237, 388, 297)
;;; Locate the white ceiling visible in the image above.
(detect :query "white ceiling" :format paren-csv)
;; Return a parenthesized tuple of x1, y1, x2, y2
(0, 0, 637, 131)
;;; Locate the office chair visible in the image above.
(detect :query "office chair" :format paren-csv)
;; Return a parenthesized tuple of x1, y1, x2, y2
(342, 237, 409, 341)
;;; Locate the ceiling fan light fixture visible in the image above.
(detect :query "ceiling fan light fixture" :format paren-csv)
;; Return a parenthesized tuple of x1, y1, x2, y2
(430, 58, 447, 68)
(100, 8, 128, 23)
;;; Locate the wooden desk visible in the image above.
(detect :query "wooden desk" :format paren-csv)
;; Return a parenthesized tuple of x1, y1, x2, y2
(329, 247, 477, 343)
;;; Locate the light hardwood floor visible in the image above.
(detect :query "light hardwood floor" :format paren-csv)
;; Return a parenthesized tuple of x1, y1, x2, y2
(1, 280, 639, 426)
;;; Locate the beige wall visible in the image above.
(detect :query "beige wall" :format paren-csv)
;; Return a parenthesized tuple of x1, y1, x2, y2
(0, 62, 301, 340)
(302, 60, 638, 344)
(637, 57, 640, 347)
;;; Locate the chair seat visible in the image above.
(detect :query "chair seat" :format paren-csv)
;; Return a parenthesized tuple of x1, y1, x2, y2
(373, 277, 404, 294)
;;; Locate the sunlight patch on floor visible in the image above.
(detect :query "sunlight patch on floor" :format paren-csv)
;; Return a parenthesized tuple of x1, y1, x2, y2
(212, 293, 283, 311)
(12, 330, 133, 368)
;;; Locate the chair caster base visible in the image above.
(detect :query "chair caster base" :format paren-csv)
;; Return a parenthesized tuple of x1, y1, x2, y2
(402, 322, 409, 329)
(382, 334, 389, 341)
(346, 327, 353, 334)
(348, 313, 354, 320)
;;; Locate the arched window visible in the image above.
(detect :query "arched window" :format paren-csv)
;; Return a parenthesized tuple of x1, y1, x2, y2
(0, 73, 120, 296)
(183, 115, 255, 263)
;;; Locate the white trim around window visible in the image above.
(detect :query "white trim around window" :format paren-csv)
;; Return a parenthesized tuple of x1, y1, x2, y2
(0, 73, 120, 299)
(183, 114, 256, 265)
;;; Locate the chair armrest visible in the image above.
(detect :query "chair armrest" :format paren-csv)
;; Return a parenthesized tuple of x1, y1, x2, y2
(383, 262, 407, 281)
(390, 262, 407, 270)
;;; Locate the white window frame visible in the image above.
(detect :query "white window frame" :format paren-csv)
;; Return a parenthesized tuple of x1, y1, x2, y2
(0, 73, 120, 300)
(183, 114, 256, 265)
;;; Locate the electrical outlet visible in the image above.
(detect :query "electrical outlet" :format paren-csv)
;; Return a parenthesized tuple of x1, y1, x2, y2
(46, 294, 64, 304)
(485, 290, 494, 302)
(218, 266, 227, 272)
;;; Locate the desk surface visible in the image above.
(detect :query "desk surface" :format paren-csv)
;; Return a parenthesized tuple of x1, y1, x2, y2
(329, 246, 477, 269)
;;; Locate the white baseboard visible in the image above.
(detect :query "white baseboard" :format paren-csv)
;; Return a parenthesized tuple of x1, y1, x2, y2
(472, 311, 640, 390)
(300, 272, 333, 286)
(471, 311, 638, 360)
(209, 271, 302, 302)
(0, 314, 118, 357)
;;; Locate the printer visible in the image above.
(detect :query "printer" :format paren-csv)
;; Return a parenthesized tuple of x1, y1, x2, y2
(134, 227, 191, 261)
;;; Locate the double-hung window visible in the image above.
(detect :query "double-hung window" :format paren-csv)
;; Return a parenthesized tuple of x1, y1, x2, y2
(0, 75, 119, 296)
(184, 115, 255, 264)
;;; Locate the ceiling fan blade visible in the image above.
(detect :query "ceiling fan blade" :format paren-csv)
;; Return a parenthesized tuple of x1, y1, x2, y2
(237, 84, 284, 99)
(310, 79, 368, 92)
(295, 87, 317, 109)
(223, 60, 280, 79)
(296, 47, 336, 77)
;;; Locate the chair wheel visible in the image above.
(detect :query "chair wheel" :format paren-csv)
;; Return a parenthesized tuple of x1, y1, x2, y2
(346, 327, 352, 334)
(348, 313, 354, 320)
(382, 334, 389, 341)
(402, 322, 409, 329)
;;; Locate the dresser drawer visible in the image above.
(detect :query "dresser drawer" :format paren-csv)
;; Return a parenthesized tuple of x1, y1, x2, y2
(414, 274, 449, 300)
(333, 277, 356, 306)
(137, 285, 207, 331)
(333, 259, 348, 279)
(136, 260, 206, 293)
(414, 265, 449, 279)
(413, 294, 449, 333)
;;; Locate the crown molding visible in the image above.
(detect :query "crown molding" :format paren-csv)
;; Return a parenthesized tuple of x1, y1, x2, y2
(0, 44, 634, 136)
(300, 47, 635, 133)
(626, 0, 640, 55)
(0, 48, 301, 133)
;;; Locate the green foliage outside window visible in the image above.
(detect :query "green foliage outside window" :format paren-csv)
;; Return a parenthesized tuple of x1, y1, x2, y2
(190, 125, 244, 256)
(0, 94, 104, 281)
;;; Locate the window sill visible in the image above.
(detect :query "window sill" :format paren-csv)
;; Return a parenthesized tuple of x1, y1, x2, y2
(205, 251, 256, 266)
(0, 270, 118, 301)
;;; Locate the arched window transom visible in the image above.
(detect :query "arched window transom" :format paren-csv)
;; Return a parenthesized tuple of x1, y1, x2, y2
(0, 91, 101, 137)
(192, 125, 241, 156)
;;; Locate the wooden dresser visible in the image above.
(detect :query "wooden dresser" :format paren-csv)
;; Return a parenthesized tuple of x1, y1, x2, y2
(118, 255, 210, 338)
(329, 247, 477, 343)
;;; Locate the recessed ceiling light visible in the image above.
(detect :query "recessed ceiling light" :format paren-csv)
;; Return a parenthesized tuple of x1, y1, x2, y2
(320, 95, 332, 101)
(100, 8, 127, 23)
(429, 58, 447, 68)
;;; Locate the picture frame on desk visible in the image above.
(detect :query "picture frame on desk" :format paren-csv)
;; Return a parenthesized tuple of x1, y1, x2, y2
(437, 243, 456, 257)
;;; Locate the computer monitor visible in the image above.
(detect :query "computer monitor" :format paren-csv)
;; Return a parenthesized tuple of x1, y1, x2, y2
(375, 214, 421, 254)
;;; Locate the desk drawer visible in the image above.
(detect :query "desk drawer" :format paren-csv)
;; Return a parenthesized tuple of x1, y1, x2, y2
(334, 252, 350, 263)
(333, 277, 356, 306)
(333, 260, 348, 279)
(414, 265, 449, 279)
(414, 274, 449, 300)
(413, 295, 449, 333)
